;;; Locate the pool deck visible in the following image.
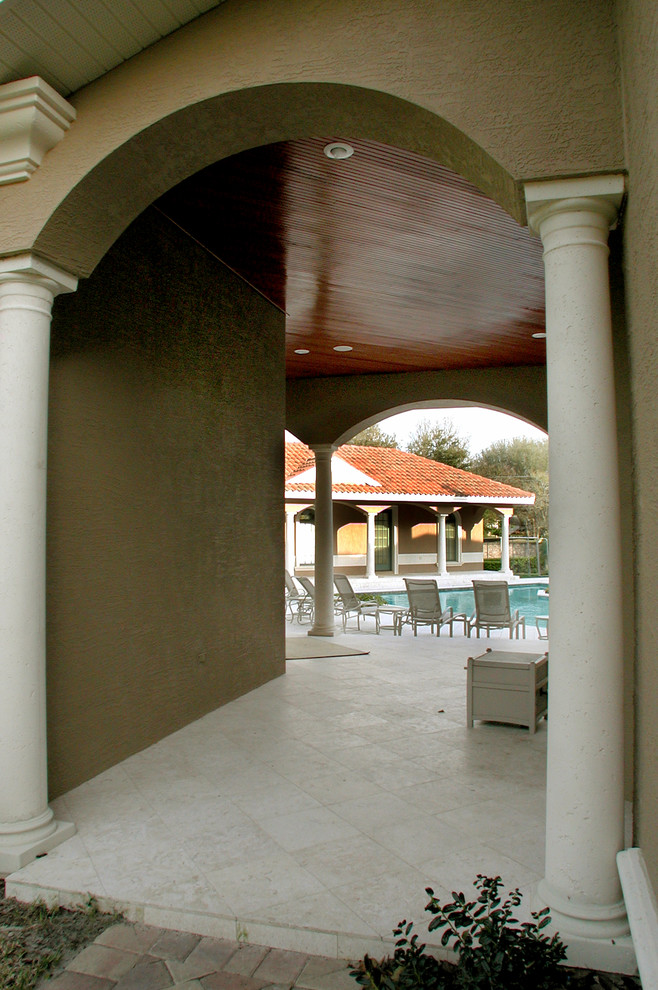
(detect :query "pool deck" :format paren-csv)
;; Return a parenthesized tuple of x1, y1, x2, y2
(318, 572, 549, 595)
(7, 619, 548, 963)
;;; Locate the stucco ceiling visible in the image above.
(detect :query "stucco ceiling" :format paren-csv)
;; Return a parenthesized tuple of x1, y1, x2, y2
(0, 0, 225, 94)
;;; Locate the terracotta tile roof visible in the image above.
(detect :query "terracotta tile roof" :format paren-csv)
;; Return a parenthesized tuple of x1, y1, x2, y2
(285, 443, 315, 478)
(285, 442, 534, 503)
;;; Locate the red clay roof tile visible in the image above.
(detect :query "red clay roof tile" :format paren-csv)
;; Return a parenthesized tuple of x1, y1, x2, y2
(285, 442, 534, 502)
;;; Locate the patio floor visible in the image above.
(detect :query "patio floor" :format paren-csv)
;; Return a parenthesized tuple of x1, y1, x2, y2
(7, 622, 548, 960)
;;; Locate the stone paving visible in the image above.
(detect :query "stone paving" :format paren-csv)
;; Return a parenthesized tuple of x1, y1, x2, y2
(40, 922, 356, 990)
(9, 625, 547, 960)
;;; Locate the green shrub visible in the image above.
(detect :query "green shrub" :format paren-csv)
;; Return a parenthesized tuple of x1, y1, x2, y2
(510, 557, 541, 577)
(351, 876, 567, 990)
(425, 875, 566, 990)
(485, 558, 551, 576)
(351, 920, 448, 990)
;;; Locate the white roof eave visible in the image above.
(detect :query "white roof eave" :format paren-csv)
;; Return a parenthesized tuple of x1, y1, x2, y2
(284, 489, 535, 505)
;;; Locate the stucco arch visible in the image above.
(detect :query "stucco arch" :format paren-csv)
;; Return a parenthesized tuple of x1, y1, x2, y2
(286, 366, 548, 447)
(30, 83, 520, 279)
(333, 399, 548, 447)
(0, 0, 622, 275)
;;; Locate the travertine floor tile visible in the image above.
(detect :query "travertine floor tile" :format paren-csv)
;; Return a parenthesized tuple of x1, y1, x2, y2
(12, 624, 546, 956)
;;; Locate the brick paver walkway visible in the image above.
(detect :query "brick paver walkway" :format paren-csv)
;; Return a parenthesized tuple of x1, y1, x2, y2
(39, 923, 356, 990)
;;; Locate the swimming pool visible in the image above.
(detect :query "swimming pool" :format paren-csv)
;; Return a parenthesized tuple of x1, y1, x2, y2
(380, 582, 549, 621)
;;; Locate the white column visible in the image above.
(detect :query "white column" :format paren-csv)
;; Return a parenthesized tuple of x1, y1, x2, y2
(284, 505, 297, 575)
(436, 512, 448, 576)
(392, 506, 399, 575)
(0, 254, 77, 873)
(525, 176, 630, 961)
(309, 444, 336, 636)
(365, 509, 378, 579)
(497, 508, 513, 575)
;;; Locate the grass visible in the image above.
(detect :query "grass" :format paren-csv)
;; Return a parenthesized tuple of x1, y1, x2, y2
(0, 879, 122, 989)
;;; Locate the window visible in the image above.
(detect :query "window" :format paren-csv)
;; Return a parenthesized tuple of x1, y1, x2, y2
(446, 513, 458, 562)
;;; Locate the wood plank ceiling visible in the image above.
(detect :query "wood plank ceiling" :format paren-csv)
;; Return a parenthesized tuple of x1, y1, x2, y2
(158, 138, 546, 380)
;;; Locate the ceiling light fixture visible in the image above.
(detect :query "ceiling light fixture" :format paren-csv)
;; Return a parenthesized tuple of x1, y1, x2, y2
(532, 332, 547, 339)
(294, 348, 310, 354)
(323, 142, 354, 161)
(333, 345, 353, 352)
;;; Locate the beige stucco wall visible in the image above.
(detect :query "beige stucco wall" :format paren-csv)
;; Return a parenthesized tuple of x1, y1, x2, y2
(615, 0, 658, 885)
(45, 207, 285, 797)
(335, 504, 367, 556)
(398, 505, 437, 557)
(0, 0, 622, 274)
(460, 508, 485, 557)
(299, 503, 488, 576)
(0, 0, 651, 897)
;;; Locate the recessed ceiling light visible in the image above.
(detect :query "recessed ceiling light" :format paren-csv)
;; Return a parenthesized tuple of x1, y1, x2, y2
(532, 332, 547, 339)
(323, 142, 354, 161)
(294, 348, 310, 355)
(333, 345, 353, 352)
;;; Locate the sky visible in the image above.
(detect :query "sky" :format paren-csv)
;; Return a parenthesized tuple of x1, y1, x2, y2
(377, 407, 547, 455)
(287, 407, 546, 456)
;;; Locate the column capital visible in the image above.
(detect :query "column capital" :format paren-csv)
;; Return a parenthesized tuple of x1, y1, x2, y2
(430, 505, 457, 516)
(357, 504, 389, 515)
(308, 443, 336, 458)
(524, 174, 625, 240)
(494, 506, 514, 518)
(0, 253, 78, 295)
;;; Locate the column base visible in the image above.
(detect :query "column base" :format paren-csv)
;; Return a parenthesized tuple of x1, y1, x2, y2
(557, 930, 636, 975)
(0, 818, 76, 875)
(308, 624, 335, 637)
(535, 879, 634, 973)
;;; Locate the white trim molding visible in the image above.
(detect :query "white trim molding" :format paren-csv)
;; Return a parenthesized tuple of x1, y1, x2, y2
(617, 848, 658, 987)
(0, 76, 76, 185)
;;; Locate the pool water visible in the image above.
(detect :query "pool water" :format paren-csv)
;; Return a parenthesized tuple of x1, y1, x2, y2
(381, 582, 549, 621)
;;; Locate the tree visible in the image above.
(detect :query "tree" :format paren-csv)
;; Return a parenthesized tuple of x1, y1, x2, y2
(347, 424, 399, 447)
(471, 437, 549, 540)
(406, 418, 471, 469)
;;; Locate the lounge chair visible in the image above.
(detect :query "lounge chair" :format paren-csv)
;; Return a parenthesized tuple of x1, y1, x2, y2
(468, 579, 525, 639)
(284, 569, 304, 622)
(333, 573, 378, 631)
(535, 615, 549, 639)
(402, 578, 467, 636)
(296, 575, 316, 624)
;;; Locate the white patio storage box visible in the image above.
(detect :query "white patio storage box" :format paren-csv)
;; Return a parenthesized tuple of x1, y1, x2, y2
(466, 649, 548, 733)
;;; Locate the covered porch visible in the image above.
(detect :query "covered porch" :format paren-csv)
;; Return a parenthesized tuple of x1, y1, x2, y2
(6, 624, 546, 960)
